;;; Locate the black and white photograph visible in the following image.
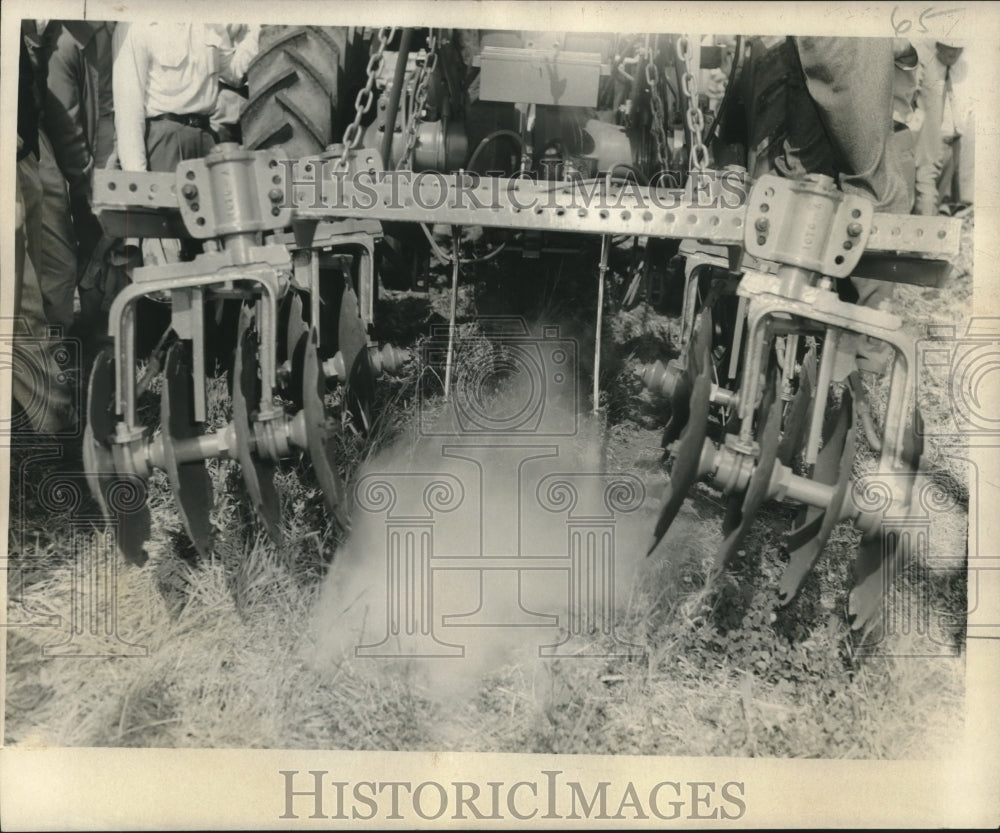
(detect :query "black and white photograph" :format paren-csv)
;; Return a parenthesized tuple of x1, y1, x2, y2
(1, 0, 998, 828)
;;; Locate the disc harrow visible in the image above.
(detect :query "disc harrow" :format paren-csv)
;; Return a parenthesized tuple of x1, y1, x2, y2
(89, 141, 961, 633)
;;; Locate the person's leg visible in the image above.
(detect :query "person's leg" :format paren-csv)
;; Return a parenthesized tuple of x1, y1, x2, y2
(36, 129, 78, 332)
(936, 138, 956, 210)
(13, 154, 78, 435)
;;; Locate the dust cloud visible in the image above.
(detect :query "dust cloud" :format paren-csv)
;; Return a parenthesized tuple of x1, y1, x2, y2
(306, 342, 665, 712)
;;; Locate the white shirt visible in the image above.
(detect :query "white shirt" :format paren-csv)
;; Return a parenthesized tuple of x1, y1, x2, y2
(113, 22, 259, 171)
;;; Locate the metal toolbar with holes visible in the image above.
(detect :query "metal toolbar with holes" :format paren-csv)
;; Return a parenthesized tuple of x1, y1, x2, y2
(93, 149, 962, 264)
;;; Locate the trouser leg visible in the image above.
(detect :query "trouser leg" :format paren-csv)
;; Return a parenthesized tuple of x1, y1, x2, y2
(13, 154, 78, 435)
(36, 129, 78, 333)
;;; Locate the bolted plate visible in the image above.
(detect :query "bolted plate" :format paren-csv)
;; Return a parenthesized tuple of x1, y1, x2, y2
(303, 327, 349, 529)
(233, 303, 282, 544)
(778, 387, 856, 606)
(162, 341, 215, 557)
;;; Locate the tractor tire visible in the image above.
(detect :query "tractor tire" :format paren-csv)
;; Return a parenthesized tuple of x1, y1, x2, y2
(242, 26, 364, 159)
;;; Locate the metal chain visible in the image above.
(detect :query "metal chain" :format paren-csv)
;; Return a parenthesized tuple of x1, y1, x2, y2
(644, 53, 669, 172)
(333, 26, 396, 173)
(396, 29, 439, 171)
(675, 35, 710, 174)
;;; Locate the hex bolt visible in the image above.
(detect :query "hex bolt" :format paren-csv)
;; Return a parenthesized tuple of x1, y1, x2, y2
(847, 222, 863, 237)
(182, 184, 198, 200)
(755, 217, 769, 232)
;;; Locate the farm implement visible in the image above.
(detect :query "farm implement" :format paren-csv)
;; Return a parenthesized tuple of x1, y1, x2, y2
(84, 28, 962, 632)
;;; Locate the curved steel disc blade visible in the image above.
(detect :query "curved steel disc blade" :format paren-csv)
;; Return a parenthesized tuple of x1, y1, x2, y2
(849, 404, 923, 633)
(162, 342, 215, 557)
(712, 368, 783, 574)
(303, 327, 349, 529)
(662, 309, 712, 450)
(88, 347, 151, 566)
(109, 442, 152, 567)
(84, 347, 117, 517)
(690, 307, 713, 380)
(233, 304, 282, 544)
(778, 388, 856, 606)
(777, 347, 817, 467)
(338, 284, 375, 432)
(648, 372, 711, 556)
(661, 369, 692, 450)
(849, 529, 895, 634)
(280, 292, 309, 406)
(720, 493, 742, 537)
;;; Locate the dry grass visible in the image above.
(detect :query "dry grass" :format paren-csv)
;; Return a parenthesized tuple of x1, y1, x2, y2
(4, 218, 971, 758)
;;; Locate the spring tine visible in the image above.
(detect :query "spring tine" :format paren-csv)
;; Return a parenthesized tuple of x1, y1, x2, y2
(232, 303, 282, 544)
(162, 341, 215, 558)
(777, 387, 856, 606)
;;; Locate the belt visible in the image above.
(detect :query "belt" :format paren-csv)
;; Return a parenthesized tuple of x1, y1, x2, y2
(147, 112, 212, 131)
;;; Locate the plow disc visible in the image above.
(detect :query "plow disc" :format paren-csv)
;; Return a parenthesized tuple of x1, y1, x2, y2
(712, 364, 782, 575)
(233, 303, 283, 544)
(83, 347, 152, 566)
(162, 342, 216, 557)
(847, 402, 925, 632)
(648, 309, 714, 555)
(336, 282, 376, 433)
(776, 346, 817, 467)
(303, 327, 349, 529)
(778, 386, 856, 606)
(281, 291, 310, 407)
